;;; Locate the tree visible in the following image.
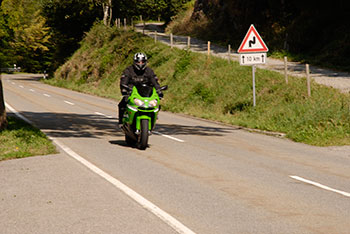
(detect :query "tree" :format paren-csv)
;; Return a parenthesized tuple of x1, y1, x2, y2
(1, 0, 52, 72)
(41, 0, 102, 71)
(0, 74, 7, 131)
(94, 0, 113, 26)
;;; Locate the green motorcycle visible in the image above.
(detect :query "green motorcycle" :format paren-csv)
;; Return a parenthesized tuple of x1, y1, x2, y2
(120, 84, 168, 150)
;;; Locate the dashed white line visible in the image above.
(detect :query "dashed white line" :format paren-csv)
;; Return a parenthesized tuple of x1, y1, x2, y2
(29, 89, 35, 92)
(43, 94, 51, 97)
(290, 175, 350, 197)
(11, 82, 15, 85)
(153, 131, 185, 142)
(95, 112, 114, 119)
(5, 102, 196, 234)
(19, 85, 24, 88)
(64, 100, 75, 105)
(95, 111, 106, 116)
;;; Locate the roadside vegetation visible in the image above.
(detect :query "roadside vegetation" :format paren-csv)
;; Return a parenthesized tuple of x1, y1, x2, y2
(44, 23, 350, 146)
(0, 116, 57, 161)
(167, 0, 350, 72)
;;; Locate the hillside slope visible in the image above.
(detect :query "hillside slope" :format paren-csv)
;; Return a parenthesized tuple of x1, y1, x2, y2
(47, 23, 350, 146)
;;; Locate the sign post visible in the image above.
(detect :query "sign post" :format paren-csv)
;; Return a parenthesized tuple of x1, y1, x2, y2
(238, 24, 268, 107)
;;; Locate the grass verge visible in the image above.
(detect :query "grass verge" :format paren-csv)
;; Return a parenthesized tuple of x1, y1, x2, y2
(0, 116, 57, 161)
(44, 22, 350, 146)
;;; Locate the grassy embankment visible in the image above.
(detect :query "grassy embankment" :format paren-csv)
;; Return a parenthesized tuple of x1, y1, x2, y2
(44, 23, 350, 146)
(0, 116, 57, 161)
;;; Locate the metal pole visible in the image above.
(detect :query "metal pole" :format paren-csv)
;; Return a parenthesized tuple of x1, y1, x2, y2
(252, 65, 256, 107)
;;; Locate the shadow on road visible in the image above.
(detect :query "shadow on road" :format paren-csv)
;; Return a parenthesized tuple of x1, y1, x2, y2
(11, 111, 239, 139)
(155, 123, 240, 137)
(12, 112, 121, 138)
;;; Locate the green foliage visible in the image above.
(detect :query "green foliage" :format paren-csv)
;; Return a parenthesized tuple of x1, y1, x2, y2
(0, 0, 52, 72)
(41, 0, 102, 72)
(46, 24, 350, 146)
(0, 116, 57, 160)
(171, 0, 350, 72)
(112, 0, 191, 22)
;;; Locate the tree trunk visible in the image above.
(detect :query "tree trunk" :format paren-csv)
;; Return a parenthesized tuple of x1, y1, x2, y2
(103, 3, 109, 26)
(102, 0, 112, 26)
(0, 74, 8, 131)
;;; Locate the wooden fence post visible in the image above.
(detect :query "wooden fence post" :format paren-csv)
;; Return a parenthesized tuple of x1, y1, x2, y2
(124, 18, 127, 30)
(143, 20, 145, 35)
(228, 44, 231, 62)
(208, 41, 211, 56)
(170, 33, 173, 48)
(284, 56, 288, 84)
(306, 64, 311, 97)
(187, 36, 191, 50)
(154, 31, 157, 42)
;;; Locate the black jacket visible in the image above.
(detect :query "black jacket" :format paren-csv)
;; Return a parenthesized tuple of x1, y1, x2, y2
(120, 65, 160, 94)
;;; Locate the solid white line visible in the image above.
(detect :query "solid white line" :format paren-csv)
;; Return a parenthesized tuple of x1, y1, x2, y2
(5, 102, 33, 125)
(64, 100, 75, 105)
(5, 102, 195, 234)
(153, 131, 185, 143)
(43, 94, 51, 97)
(52, 139, 195, 234)
(290, 175, 350, 197)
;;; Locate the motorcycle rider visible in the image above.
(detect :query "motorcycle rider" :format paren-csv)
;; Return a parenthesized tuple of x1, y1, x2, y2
(118, 52, 163, 127)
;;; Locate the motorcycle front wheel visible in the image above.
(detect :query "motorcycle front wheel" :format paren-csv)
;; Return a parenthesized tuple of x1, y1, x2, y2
(138, 119, 149, 150)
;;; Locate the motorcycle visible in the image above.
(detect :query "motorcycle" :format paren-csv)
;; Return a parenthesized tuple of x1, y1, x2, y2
(120, 84, 168, 150)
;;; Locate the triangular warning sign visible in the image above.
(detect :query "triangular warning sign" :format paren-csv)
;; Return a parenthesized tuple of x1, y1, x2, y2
(237, 25, 268, 53)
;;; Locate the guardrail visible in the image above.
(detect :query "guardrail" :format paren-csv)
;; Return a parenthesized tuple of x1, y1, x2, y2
(0, 67, 21, 73)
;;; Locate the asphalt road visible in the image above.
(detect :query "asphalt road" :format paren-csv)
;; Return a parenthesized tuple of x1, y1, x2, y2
(1, 74, 350, 234)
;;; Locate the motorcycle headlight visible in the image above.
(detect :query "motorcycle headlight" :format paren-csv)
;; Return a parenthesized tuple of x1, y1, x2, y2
(148, 99, 158, 108)
(134, 98, 144, 107)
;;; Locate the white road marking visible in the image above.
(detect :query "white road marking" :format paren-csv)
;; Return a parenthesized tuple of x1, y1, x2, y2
(19, 85, 24, 88)
(43, 94, 51, 97)
(5, 102, 196, 234)
(153, 131, 185, 143)
(95, 112, 114, 119)
(29, 89, 35, 92)
(64, 100, 75, 105)
(290, 175, 350, 197)
(95, 112, 106, 116)
(11, 82, 15, 85)
(5, 102, 33, 125)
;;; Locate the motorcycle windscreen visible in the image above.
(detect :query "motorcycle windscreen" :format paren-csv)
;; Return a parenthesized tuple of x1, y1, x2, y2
(136, 84, 153, 97)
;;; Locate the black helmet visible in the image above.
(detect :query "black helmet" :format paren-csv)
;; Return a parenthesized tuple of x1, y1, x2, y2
(133, 52, 147, 70)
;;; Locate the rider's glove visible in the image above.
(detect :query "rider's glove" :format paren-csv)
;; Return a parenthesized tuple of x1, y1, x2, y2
(121, 88, 129, 96)
(157, 91, 164, 99)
